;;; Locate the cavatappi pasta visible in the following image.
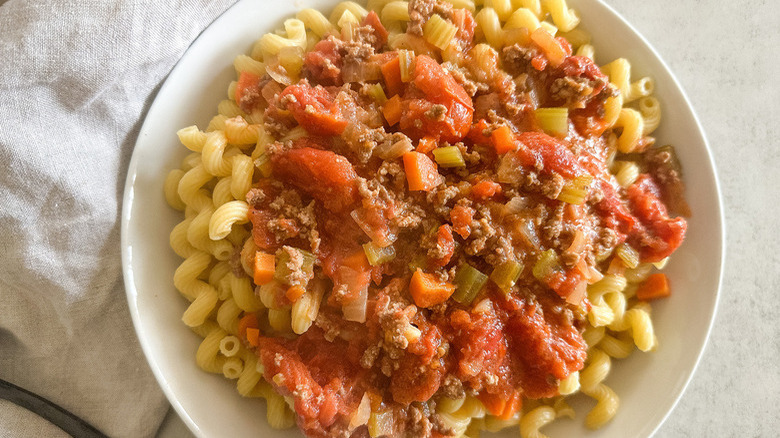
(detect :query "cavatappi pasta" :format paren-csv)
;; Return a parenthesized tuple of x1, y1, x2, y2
(165, 0, 690, 436)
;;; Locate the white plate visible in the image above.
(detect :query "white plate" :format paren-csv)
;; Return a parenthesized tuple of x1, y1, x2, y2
(121, 0, 725, 437)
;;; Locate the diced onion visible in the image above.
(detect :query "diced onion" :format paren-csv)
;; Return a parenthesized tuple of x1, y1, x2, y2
(349, 393, 372, 430)
(342, 62, 383, 83)
(374, 137, 413, 160)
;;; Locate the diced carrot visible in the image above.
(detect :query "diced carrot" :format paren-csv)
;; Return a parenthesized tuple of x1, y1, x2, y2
(416, 136, 437, 154)
(636, 273, 671, 301)
(253, 251, 276, 286)
(285, 285, 306, 302)
(246, 327, 260, 347)
(530, 27, 566, 67)
(383, 95, 403, 126)
(471, 180, 502, 200)
(409, 269, 455, 308)
(490, 125, 518, 154)
(403, 151, 441, 191)
(381, 56, 403, 97)
(238, 313, 259, 339)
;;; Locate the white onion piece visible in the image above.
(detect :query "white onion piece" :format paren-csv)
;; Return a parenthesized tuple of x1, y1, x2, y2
(349, 393, 372, 430)
(342, 61, 382, 83)
(517, 218, 541, 250)
(374, 138, 413, 160)
(351, 208, 396, 247)
(340, 267, 368, 323)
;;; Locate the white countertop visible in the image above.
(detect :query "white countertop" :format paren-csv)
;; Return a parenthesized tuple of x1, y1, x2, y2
(158, 0, 780, 436)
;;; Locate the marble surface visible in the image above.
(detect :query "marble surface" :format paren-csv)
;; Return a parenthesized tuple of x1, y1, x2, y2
(157, 0, 780, 437)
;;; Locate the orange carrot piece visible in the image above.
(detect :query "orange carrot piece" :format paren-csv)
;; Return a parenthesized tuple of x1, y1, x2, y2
(381, 56, 403, 97)
(409, 269, 455, 308)
(238, 313, 258, 339)
(416, 136, 437, 154)
(245, 328, 260, 347)
(636, 273, 671, 301)
(403, 151, 441, 191)
(490, 125, 518, 154)
(285, 285, 306, 302)
(253, 251, 275, 286)
(383, 95, 403, 126)
(530, 27, 566, 67)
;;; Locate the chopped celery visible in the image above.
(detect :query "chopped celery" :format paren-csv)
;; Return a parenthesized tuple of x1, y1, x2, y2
(432, 146, 466, 168)
(490, 260, 523, 293)
(398, 50, 415, 82)
(532, 249, 561, 281)
(367, 83, 388, 105)
(452, 263, 488, 304)
(557, 174, 593, 205)
(274, 247, 315, 285)
(408, 253, 427, 272)
(363, 242, 396, 266)
(615, 243, 639, 269)
(423, 14, 458, 50)
(534, 107, 568, 136)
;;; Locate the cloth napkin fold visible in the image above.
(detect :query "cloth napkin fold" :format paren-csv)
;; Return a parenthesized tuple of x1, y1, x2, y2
(0, 1, 234, 436)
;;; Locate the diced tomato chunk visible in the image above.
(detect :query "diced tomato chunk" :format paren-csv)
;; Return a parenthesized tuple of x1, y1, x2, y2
(450, 204, 475, 239)
(279, 82, 347, 136)
(399, 55, 474, 142)
(471, 180, 502, 201)
(271, 147, 359, 212)
(235, 71, 262, 113)
(362, 11, 388, 48)
(248, 208, 279, 251)
(429, 224, 455, 268)
(627, 175, 687, 262)
(303, 39, 343, 86)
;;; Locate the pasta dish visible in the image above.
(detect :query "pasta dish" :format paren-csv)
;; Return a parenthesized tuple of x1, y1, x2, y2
(163, 0, 690, 436)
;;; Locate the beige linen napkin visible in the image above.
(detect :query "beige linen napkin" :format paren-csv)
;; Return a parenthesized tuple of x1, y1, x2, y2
(0, 1, 234, 436)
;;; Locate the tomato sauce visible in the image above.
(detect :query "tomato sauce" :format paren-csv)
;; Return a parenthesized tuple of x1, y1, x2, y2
(242, 4, 689, 437)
